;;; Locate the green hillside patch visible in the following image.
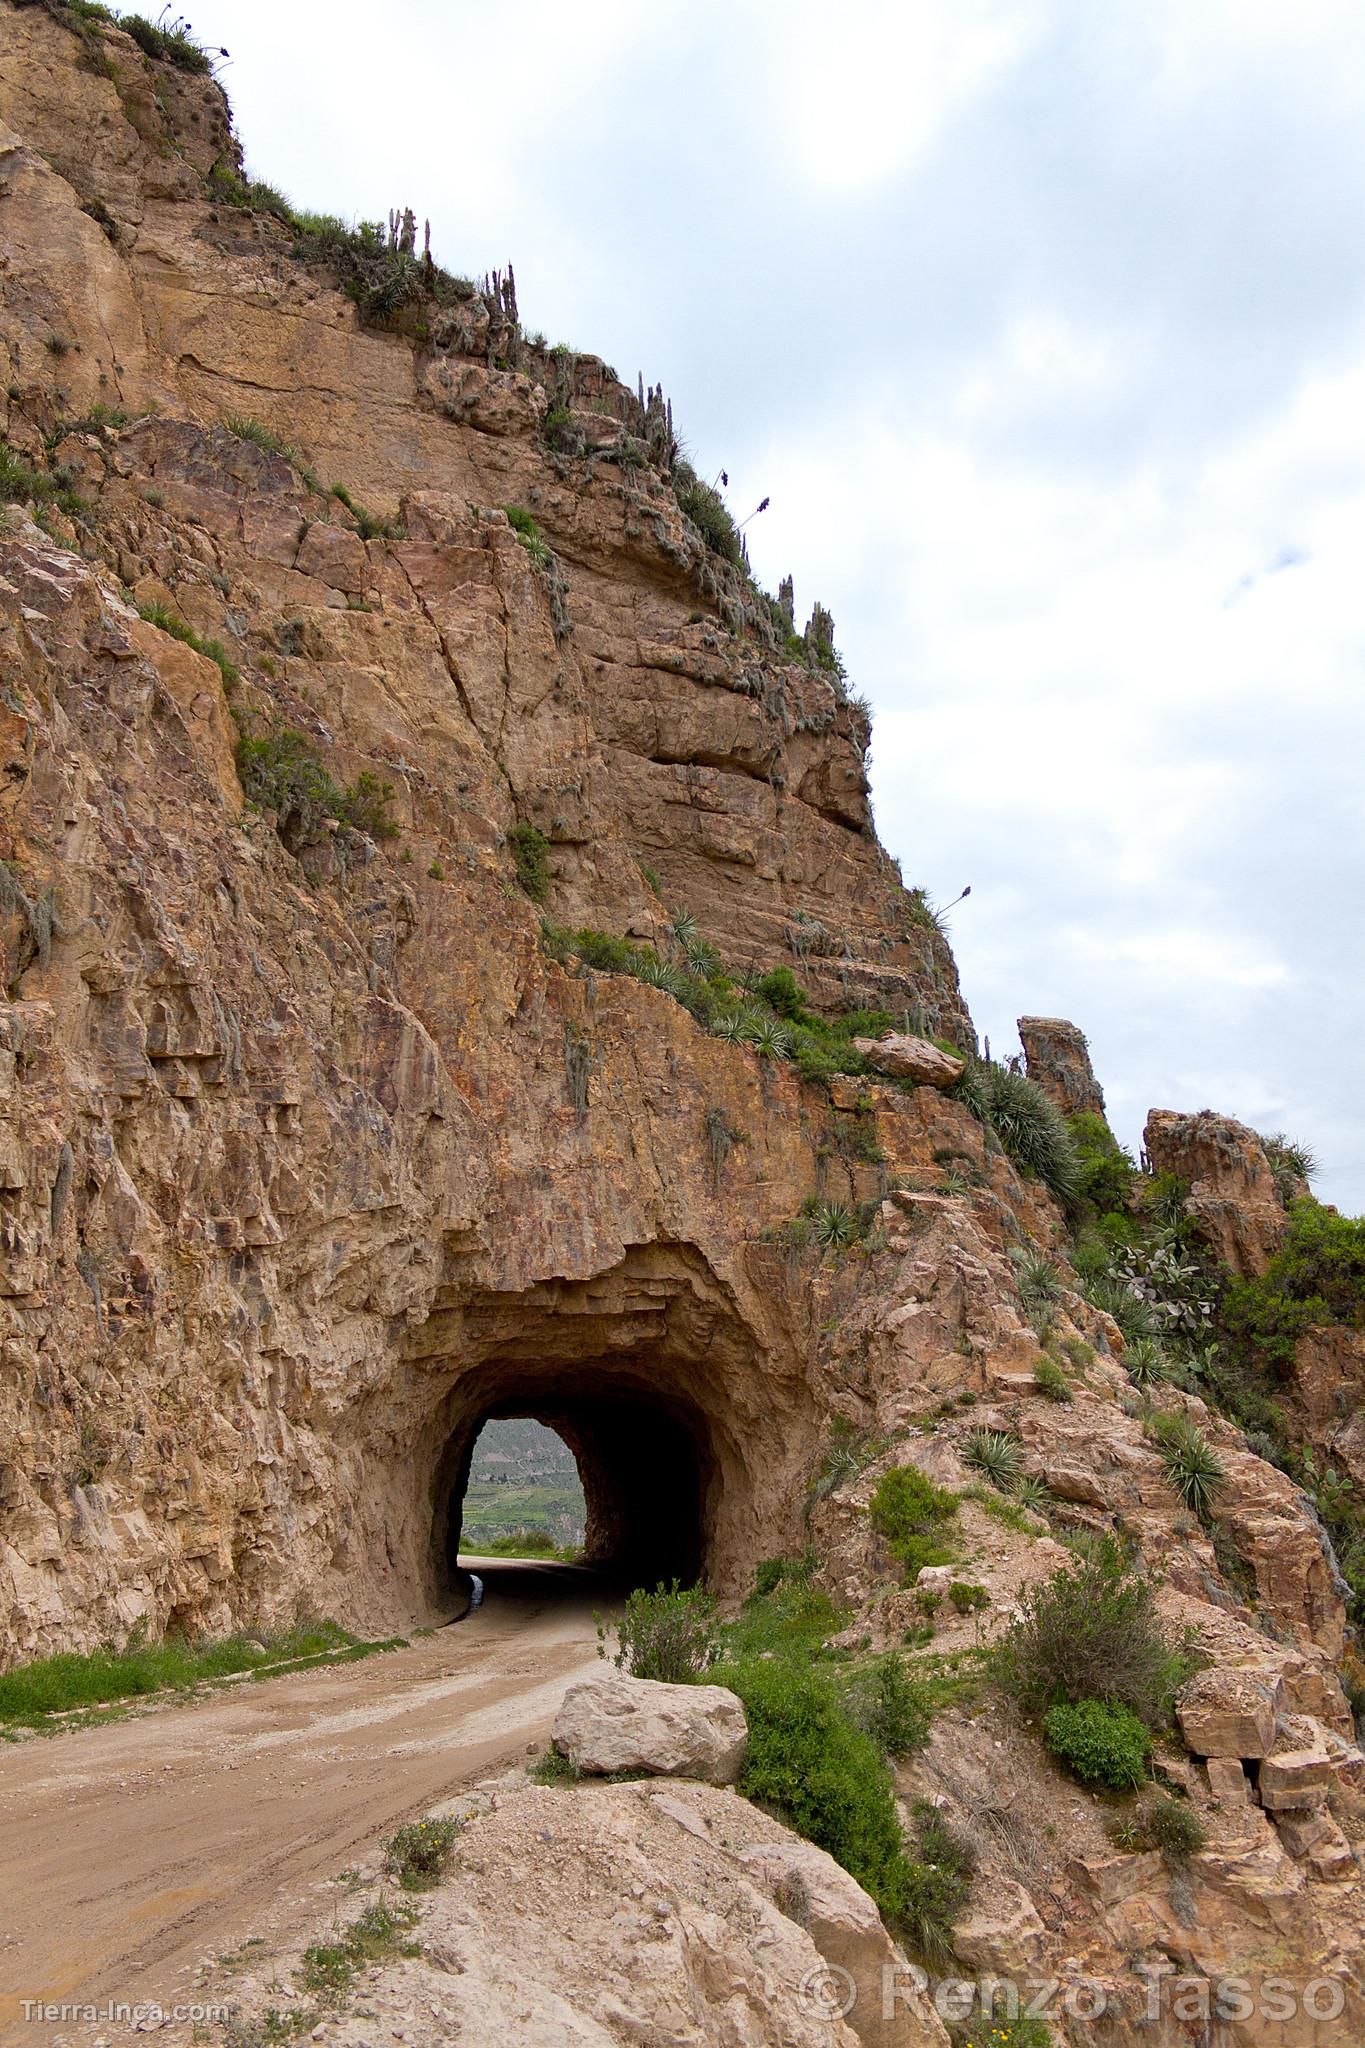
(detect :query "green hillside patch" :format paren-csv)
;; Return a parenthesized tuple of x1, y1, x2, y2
(0, 1620, 401, 1733)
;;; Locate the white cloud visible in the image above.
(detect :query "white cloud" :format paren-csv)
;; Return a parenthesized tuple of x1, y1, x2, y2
(776, 0, 1044, 192)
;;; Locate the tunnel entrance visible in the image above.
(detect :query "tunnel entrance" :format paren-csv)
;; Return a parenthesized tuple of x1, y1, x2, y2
(437, 1379, 710, 1594)
(372, 1241, 819, 1621)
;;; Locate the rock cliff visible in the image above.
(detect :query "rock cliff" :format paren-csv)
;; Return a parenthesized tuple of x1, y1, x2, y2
(1, 8, 1362, 2043)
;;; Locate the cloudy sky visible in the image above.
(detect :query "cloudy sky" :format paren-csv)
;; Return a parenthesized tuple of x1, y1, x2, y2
(216, 0, 1364, 1210)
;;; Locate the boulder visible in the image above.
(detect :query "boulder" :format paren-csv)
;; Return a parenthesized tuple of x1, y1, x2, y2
(851, 1035, 965, 1088)
(1017, 1016, 1106, 1118)
(1258, 1742, 1333, 1812)
(1143, 1109, 1286, 1277)
(553, 1671, 747, 1785)
(952, 1875, 1047, 1972)
(740, 1839, 949, 2048)
(1177, 1668, 1280, 1759)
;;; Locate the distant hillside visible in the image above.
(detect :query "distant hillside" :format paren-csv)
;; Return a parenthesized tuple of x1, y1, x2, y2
(461, 1421, 586, 1550)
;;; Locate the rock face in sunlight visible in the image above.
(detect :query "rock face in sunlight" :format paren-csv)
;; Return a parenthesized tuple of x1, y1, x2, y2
(0, 10, 1362, 2043)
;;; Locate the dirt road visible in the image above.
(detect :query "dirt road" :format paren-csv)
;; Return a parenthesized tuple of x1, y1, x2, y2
(0, 1562, 604, 2043)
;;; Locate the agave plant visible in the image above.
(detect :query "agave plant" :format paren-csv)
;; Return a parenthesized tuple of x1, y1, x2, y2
(1012, 1475, 1053, 1515)
(1124, 1338, 1169, 1389)
(962, 1427, 1024, 1492)
(1084, 1273, 1164, 1347)
(1010, 1245, 1064, 1315)
(1156, 1418, 1225, 1518)
(683, 934, 721, 978)
(743, 1015, 792, 1060)
(635, 953, 677, 990)
(713, 1011, 749, 1042)
(811, 1201, 858, 1249)
(670, 908, 699, 950)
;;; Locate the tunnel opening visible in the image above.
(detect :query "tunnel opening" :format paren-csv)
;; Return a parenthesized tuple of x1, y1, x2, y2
(374, 1241, 818, 1623)
(435, 1374, 712, 1595)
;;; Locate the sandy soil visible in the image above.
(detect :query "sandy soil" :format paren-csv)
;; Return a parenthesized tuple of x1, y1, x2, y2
(0, 1562, 605, 2044)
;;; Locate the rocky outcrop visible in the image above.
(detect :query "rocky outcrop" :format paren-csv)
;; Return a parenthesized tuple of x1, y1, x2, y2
(1144, 1108, 1288, 1276)
(193, 1776, 951, 2048)
(851, 1034, 965, 1087)
(552, 1670, 748, 1783)
(1018, 1014, 1106, 1118)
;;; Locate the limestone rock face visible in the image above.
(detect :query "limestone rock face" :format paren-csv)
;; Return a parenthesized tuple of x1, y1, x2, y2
(0, 0, 981, 1657)
(1177, 1667, 1280, 1758)
(1143, 1109, 1286, 1276)
(739, 1838, 939, 2048)
(851, 1034, 965, 1087)
(1017, 1014, 1106, 1118)
(553, 1671, 747, 1784)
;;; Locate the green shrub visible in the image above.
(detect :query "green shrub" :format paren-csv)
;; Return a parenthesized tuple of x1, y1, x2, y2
(530, 1743, 581, 1785)
(675, 464, 743, 568)
(138, 602, 239, 687)
(599, 1580, 718, 1683)
(1260, 1132, 1317, 1200)
(961, 1428, 1024, 1492)
(383, 1816, 460, 1890)
(222, 414, 300, 460)
(299, 1902, 419, 2002)
(721, 1658, 917, 1923)
(1032, 1356, 1073, 1403)
(1124, 1337, 1169, 1388)
(504, 504, 553, 569)
(810, 1199, 858, 1248)
(752, 1553, 817, 1597)
(1, 435, 87, 519)
(1044, 1697, 1152, 1788)
(900, 1801, 976, 1963)
(234, 725, 397, 846)
(953, 1062, 1080, 1204)
(754, 965, 810, 1022)
(207, 164, 294, 220)
(1145, 1791, 1207, 1862)
(725, 1573, 840, 1663)
(992, 1540, 1194, 1723)
(1084, 1271, 1164, 1346)
(508, 821, 550, 901)
(1011, 1245, 1064, 1316)
(328, 481, 400, 541)
(1069, 1112, 1137, 1213)
(869, 1466, 959, 1576)
(845, 1652, 931, 1759)
(120, 11, 214, 72)
(949, 1581, 990, 1613)
(1224, 1200, 1365, 1371)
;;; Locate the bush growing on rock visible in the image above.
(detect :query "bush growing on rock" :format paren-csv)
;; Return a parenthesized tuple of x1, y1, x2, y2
(383, 1816, 460, 1890)
(1044, 1697, 1152, 1789)
(992, 1539, 1195, 1725)
(868, 1466, 958, 1578)
(961, 1427, 1024, 1492)
(598, 1580, 719, 1683)
(1069, 1111, 1137, 1215)
(952, 1061, 1081, 1204)
(845, 1651, 932, 1759)
(1224, 1200, 1365, 1371)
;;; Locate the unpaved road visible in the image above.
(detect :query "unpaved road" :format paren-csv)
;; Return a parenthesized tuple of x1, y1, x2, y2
(0, 1562, 605, 2043)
